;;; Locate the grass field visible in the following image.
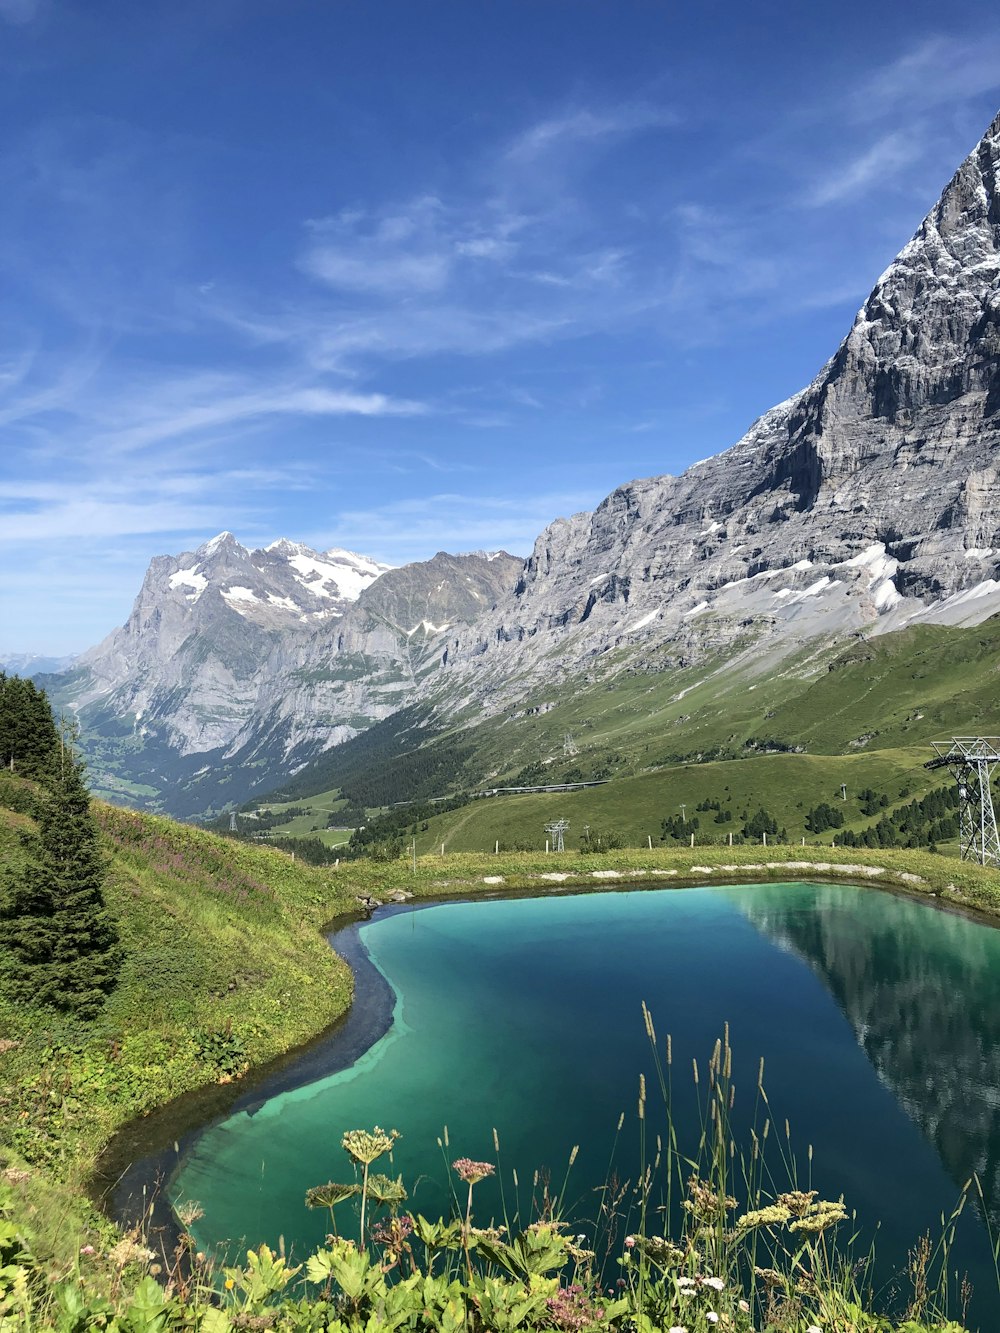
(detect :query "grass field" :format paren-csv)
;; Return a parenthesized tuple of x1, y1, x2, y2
(407, 747, 940, 853)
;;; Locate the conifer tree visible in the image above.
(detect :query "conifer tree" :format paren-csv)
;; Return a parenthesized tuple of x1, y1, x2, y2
(41, 755, 122, 1018)
(0, 697, 121, 1019)
(0, 673, 60, 782)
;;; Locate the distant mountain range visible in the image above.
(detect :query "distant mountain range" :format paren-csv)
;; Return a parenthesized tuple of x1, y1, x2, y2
(1, 653, 78, 677)
(33, 107, 1000, 817)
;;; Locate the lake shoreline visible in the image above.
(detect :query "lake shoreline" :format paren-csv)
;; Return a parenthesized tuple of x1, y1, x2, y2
(93, 853, 1000, 1250)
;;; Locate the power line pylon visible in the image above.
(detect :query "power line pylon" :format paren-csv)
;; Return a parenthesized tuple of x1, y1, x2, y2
(925, 738, 1000, 867)
(544, 818, 570, 852)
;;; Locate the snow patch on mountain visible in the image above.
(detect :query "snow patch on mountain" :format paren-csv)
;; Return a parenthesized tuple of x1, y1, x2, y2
(168, 569, 208, 599)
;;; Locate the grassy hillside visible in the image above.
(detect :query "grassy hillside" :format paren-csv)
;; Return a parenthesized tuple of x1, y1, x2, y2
(246, 616, 1000, 860)
(0, 784, 357, 1279)
(407, 749, 939, 853)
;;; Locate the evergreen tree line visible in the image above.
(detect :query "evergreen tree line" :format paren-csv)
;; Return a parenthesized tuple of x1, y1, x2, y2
(661, 806, 787, 844)
(0, 674, 120, 1020)
(837, 785, 960, 850)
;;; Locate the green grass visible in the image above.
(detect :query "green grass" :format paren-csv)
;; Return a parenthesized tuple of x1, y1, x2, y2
(3, 772, 1000, 1328)
(405, 747, 940, 853)
(0, 788, 359, 1278)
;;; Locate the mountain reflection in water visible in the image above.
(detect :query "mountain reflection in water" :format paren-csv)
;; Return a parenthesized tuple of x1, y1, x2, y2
(740, 882, 1000, 1228)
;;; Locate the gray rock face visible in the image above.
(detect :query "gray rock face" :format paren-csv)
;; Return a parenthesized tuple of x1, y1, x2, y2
(438, 109, 1000, 702)
(231, 550, 524, 760)
(66, 533, 392, 754)
(57, 537, 522, 782)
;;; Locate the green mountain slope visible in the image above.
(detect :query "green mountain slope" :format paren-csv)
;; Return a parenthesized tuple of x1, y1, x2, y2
(247, 616, 1000, 858)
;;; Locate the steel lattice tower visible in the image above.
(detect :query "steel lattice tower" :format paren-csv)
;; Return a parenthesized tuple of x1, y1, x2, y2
(925, 738, 1000, 867)
(544, 818, 570, 852)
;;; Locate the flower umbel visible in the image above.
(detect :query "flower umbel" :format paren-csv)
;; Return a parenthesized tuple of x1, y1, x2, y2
(451, 1157, 495, 1185)
(341, 1126, 400, 1167)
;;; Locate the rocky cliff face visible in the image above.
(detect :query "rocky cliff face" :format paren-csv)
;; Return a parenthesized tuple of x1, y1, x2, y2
(51, 538, 522, 806)
(63, 533, 392, 754)
(438, 110, 1000, 702)
(220, 550, 523, 761)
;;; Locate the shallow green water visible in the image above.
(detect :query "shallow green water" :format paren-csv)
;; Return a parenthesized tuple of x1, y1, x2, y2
(172, 882, 1000, 1319)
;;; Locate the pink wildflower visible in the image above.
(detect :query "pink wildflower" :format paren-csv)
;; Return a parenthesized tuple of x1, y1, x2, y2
(451, 1157, 495, 1185)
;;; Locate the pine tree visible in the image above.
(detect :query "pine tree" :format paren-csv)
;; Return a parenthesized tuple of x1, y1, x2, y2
(0, 673, 61, 782)
(42, 757, 121, 1018)
(0, 737, 121, 1020)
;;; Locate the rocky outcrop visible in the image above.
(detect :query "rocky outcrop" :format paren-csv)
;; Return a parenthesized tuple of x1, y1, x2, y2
(50, 540, 522, 793)
(437, 110, 1000, 701)
(226, 550, 523, 760)
(59, 533, 392, 754)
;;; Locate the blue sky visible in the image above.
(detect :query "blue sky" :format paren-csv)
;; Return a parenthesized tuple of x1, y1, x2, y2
(3, 0, 1000, 655)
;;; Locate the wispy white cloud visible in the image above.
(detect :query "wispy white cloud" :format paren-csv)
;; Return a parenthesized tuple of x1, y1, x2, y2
(504, 105, 678, 163)
(851, 34, 1000, 120)
(803, 131, 924, 208)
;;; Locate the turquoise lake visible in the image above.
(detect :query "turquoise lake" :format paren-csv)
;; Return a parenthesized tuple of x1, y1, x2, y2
(169, 882, 1000, 1323)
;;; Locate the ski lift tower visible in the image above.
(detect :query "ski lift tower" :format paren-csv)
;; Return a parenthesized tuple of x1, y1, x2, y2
(544, 818, 570, 852)
(925, 737, 1000, 868)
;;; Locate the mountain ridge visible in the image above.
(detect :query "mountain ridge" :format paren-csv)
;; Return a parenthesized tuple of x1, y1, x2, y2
(38, 107, 1000, 817)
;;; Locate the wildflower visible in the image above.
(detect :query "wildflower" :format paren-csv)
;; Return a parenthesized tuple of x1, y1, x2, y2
(676, 1276, 697, 1290)
(706, 1314, 719, 1325)
(471, 1225, 507, 1243)
(631, 1234, 685, 1268)
(624, 1235, 636, 1248)
(451, 1157, 495, 1184)
(668, 1327, 688, 1333)
(109, 1237, 155, 1268)
(739, 1298, 750, 1312)
(753, 1265, 783, 1288)
(787, 1198, 848, 1235)
(224, 1278, 235, 1290)
(735, 1203, 792, 1232)
(342, 1126, 400, 1166)
(806, 1327, 822, 1333)
(683, 1174, 736, 1220)
(703, 1275, 725, 1292)
(79, 1245, 96, 1257)
(546, 1284, 605, 1332)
